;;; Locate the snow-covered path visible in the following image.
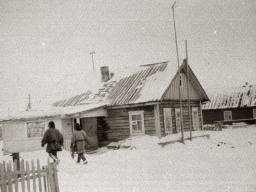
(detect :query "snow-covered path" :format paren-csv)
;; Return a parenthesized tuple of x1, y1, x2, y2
(1, 127, 256, 192)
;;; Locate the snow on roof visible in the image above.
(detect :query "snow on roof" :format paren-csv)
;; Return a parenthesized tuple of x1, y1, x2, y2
(124, 64, 177, 104)
(44, 71, 103, 105)
(52, 91, 93, 107)
(1, 108, 63, 121)
(1, 103, 107, 121)
(52, 60, 209, 107)
(52, 61, 170, 107)
(203, 85, 256, 109)
(4, 60, 209, 121)
(105, 62, 169, 106)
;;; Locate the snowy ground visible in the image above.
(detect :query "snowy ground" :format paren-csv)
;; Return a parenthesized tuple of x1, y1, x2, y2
(1, 126, 256, 192)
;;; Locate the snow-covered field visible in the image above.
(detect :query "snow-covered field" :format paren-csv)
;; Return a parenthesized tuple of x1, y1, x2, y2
(1, 126, 256, 192)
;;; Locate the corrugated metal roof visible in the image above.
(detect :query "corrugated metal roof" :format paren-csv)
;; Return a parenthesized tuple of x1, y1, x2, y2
(52, 62, 170, 107)
(106, 62, 169, 106)
(52, 91, 92, 107)
(53, 60, 209, 107)
(203, 85, 256, 109)
(4, 61, 210, 121)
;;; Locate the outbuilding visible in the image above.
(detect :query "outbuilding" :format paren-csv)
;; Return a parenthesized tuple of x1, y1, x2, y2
(202, 83, 256, 125)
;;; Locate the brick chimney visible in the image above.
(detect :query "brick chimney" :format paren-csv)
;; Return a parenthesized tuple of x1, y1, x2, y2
(100, 66, 110, 82)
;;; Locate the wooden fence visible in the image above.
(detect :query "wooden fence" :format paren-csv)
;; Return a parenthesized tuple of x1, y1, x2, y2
(0, 159, 59, 192)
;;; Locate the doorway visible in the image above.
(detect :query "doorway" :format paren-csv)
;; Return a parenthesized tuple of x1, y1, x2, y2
(80, 117, 98, 150)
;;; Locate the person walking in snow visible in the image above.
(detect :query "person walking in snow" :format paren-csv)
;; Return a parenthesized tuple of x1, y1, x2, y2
(41, 121, 63, 164)
(71, 123, 89, 164)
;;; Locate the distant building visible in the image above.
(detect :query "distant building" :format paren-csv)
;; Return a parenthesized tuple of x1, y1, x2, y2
(1, 60, 209, 153)
(202, 83, 256, 125)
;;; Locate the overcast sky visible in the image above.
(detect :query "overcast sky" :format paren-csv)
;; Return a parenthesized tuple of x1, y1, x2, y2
(0, 0, 255, 116)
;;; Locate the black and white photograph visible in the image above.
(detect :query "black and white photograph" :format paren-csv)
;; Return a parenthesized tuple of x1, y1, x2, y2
(0, 0, 256, 191)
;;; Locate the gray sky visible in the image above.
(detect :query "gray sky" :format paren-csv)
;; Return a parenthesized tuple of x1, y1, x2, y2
(0, 0, 256, 116)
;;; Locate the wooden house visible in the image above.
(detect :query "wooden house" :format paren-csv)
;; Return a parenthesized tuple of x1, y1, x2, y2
(1, 60, 209, 153)
(203, 84, 256, 125)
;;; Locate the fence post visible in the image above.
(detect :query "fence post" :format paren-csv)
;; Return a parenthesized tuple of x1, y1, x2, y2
(37, 160, 43, 192)
(47, 159, 55, 192)
(20, 160, 25, 192)
(0, 162, 7, 192)
(7, 162, 13, 192)
(13, 160, 19, 192)
(31, 160, 37, 192)
(26, 161, 31, 192)
(52, 163, 60, 192)
(42, 166, 48, 192)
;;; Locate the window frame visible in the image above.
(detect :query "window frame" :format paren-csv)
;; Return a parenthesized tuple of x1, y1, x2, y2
(26, 121, 46, 139)
(253, 109, 256, 119)
(163, 108, 173, 134)
(175, 108, 181, 131)
(128, 110, 145, 136)
(223, 111, 232, 121)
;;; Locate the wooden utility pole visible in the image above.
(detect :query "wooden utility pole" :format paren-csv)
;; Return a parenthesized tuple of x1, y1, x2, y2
(26, 94, 31, 111)
(185, 40, 192, 140)
(90, 51, 95, 73)
(172, 1, 184, 143)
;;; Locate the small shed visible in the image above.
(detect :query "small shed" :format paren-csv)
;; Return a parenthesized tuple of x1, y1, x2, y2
(1, 104, 107, 153)
(202, 84, 256, 125)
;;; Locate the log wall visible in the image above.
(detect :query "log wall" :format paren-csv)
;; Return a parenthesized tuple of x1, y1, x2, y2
(159, 100, 202, 135)
(97, 106, 156, 145)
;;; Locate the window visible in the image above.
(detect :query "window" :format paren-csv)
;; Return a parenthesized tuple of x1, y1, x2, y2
(175, 108, 181, 131)
(224, 111, 232, 121)
(179, 74, 183, 87)
(128, 111, 145, 135)
(163, 108, 173, 134)
(253, 109, 256, 119)
(27, 121, 45, 138)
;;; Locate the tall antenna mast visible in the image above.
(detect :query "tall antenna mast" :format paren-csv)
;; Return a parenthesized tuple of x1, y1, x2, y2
(26, 94, 31, 111)
(172, 1, 184, 143)
(90, 51, 95, 73)
(185, 40, 192, 141)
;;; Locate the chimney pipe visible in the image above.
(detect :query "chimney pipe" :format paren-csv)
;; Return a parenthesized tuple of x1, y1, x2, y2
(110, 72, 114, 79)
(100, 66, 110, 82)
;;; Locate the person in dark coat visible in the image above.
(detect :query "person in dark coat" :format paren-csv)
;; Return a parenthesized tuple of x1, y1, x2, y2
(41, 121, 63, 164)
(71, 123, 89, 164)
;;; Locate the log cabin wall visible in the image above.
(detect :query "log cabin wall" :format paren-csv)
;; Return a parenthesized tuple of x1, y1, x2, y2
(97, 100, 203, 146)
(159, 100, 202, 135)
(98, 105, 156, 144)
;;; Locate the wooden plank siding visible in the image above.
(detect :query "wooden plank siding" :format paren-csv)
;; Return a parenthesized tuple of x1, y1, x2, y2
(96, 101, 202, 146)
(97, 106, 156, 144)
(159, 100, 202, 135)
(162, 72, 200, 100)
